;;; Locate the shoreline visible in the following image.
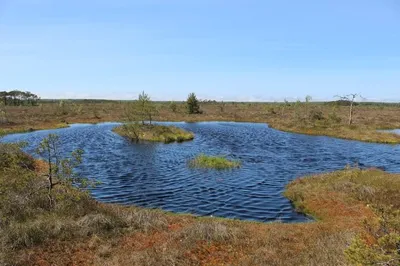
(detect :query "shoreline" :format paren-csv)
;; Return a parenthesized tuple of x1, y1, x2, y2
(2, 118, 400, 144)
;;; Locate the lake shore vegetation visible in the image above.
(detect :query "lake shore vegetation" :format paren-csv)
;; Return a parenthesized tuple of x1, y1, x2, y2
(1, 92, 400, 143)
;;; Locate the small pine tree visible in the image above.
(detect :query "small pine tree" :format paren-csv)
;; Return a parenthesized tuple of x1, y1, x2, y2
(36, 134, 86, 207)
(126, 91, 158, 125)
(138, 91, 151, 124)
(186, 93, 201, 114)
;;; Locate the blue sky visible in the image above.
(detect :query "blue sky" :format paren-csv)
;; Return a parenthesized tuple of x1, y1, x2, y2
(0, 0, 399, 101)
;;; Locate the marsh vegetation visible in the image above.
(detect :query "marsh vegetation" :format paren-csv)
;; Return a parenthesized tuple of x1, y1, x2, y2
(1, 91, 400, 265)
(285, 168, 400, 266)
(1, 91, 400, 143)
(114, 91, 194, 143)
(1, 140, 399, 265)
(113, 123, 194, 143)
(189, 154, 241, 169)
(0, 139, 168, 265)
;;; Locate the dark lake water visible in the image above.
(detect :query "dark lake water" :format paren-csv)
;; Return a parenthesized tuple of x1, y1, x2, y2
(2, 122, 400, 222)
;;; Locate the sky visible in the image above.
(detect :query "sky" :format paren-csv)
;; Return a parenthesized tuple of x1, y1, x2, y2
(0, 0, 399, 101)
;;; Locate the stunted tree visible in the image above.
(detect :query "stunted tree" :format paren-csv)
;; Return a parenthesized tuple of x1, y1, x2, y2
(124, 91, 158, 125)
(135, 91, 158, 125)
(122, 92, 158, 142)
(37, 134, 85, 207)
(336, 94, 360, 125)
(187, 93, 201, 114)
(137, 91, 151, 124)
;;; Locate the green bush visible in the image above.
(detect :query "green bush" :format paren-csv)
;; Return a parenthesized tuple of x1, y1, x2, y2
(186, 93, 201, 114)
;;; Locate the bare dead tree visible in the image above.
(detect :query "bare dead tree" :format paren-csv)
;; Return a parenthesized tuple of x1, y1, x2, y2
(335, 94, 362, 125)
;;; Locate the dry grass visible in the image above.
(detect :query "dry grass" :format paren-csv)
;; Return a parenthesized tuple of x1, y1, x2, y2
(273, 123, 400, 144)
(4, 154, 398, 266)
(178, 220, 242, 244)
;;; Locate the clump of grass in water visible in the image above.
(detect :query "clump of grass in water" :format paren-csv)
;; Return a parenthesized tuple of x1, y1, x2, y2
(189, 154, 241, 169)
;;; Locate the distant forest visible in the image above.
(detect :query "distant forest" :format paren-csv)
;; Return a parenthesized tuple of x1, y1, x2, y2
(0, 90, 40, 106)
(0, 90, 398, 107)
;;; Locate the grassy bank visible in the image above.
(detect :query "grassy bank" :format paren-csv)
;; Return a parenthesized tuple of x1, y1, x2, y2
(189, 154, 241, 169)
(1, 101, 400, 143)
(0, 122, 69, 136)
(272, 123, 400, 144)
(113, 123, 194, 143)
(285, 168, 400, 265)
(1, 143, 399, 265)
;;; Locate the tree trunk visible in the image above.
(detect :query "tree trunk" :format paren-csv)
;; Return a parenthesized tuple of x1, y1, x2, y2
(48, 151, 54, 207)
(48, 153, 53, 189)
(348, 102, 353, 125)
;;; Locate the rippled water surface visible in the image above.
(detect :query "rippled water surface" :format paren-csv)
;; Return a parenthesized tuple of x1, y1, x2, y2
(2, 122, 400, 222)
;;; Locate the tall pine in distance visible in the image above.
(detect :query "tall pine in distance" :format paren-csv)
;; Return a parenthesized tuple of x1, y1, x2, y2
(186, 93, 201, 114)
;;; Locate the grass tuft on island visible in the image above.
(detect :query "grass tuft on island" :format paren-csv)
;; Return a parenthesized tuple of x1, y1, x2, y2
(189, 154, 241, 169)
(113, 123, 194, 143)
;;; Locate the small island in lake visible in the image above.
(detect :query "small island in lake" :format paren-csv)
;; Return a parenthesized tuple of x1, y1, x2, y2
(113, 123, 194, 143)
(189, 154, 241, 169)
(113, 91, 194, 143)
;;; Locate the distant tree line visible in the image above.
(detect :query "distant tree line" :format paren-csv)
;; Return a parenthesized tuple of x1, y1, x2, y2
(0, 90, 40, 106)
